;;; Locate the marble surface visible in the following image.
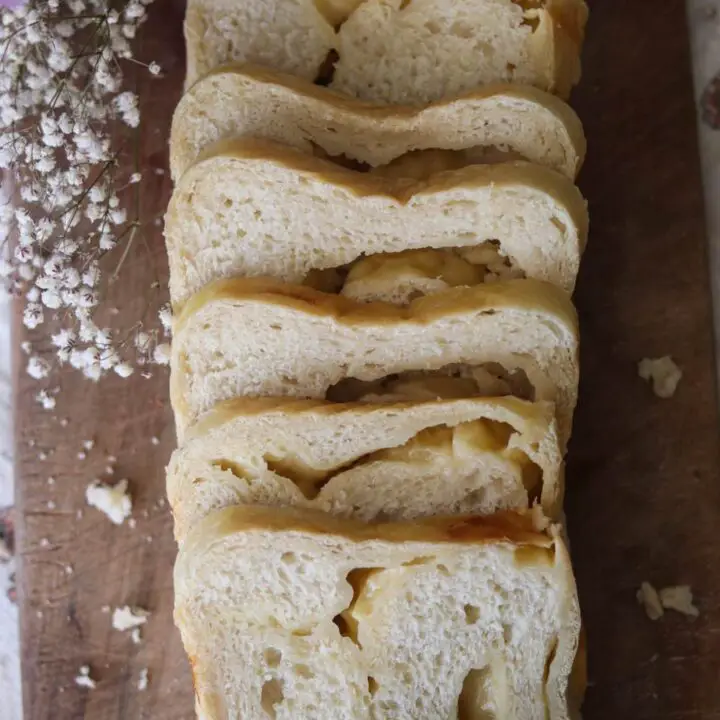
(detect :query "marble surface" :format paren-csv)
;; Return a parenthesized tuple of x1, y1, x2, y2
(0, 5, 717, 719)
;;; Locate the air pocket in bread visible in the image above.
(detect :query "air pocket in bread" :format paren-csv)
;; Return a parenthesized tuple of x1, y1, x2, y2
(167, 395, 563, 542)
(169, 277, 578, 443)
(165, 137, 588, 307)
(170, 63, 586, 180)
(174, 505, 584, 719)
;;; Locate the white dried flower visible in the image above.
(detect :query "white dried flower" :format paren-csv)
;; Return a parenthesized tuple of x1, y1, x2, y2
(51, 329, 75, 350)
(36, 390, 56, 410)
(23, 304, 44, 330)
(27, 356, 51, 380)
(158, 304, 172, 334)
(114, 363, 134, 378)
(1, 1, 156, 382)
(153, 343, 171, 365)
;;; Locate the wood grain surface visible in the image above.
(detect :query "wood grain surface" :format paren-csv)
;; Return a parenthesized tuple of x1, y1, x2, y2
(15, 1, 194, 718)
(14, 0, 720, 719)
(567, 2, 720, 718)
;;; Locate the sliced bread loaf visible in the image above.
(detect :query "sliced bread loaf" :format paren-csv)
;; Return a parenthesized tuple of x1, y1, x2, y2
(332, 0, 589, 104)
(169, 277, 578, 442)
(175, 505, 584, 719)
(184, 0, 339, 89)
(165, 137, 588, 307)
(170, 63, 586, 180)
(167, 395, 563, 542)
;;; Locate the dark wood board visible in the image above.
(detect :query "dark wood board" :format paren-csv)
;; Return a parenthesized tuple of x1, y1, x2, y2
(13, 0, 720, 718)
(14, 1, 194, 718)
(567, 1, 720, 718)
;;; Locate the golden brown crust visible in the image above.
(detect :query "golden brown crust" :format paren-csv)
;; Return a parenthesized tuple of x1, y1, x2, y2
(184, 394, 555, 441)
(189, 504, 555, 550)
(190, 137, 587, 233)
(174, 275, 578, 337)
(173, 62, 586, 181)
(192, 62, 586, 141)
(546, 0, 589, 51)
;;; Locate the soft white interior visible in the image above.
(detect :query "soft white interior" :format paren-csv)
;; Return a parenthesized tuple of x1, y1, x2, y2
(165, 153, 584, 307)
(169, 66, 584, 180)
(332, 0, 545, 104)
(185, 0, 334, 88)
(167, 397, 561, 541)
(175, 514, 576, 719)
(171, 286, 577, 441)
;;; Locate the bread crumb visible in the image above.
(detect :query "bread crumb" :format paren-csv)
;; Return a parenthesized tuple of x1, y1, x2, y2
(150, 436, 160, 446)
(638, 581, 699, 619)
(128, 518, 137, 529)
(659, 585, 699, 618)
(137, 667, 149, 691)
(529, 503, 550, 532)
(131, 627, 142, 644)
(637, 581, 664, 620)
(77, 451, 86, 460)
(638, 356, 682, 398)
(75, 665, 96, 689)
(111, 605, 149, 632)
(101, 605, 110, 614)
(46, 500, 55, 510)
(47, 477, 55, 486)
(83, 439, 95, 451)
(65, 564, 73, 575)
(85, 479, 132, 525)
(40, 538, 49, 547)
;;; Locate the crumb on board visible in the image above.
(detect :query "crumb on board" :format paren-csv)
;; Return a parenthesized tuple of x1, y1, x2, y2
(85, 479, 132, 525)
(138, 668, 149, 691)
(74, 665, 96, 690)
(111, 605, 149, 632)
(659, 585, 699, 618)
(637, 581, 664, 620)
(131, 627, 142, 644)
(638, 356, 682, 398)
(637, 581, 699, 619)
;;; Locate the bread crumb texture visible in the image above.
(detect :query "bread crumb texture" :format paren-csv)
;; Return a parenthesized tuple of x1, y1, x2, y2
(85, 479, 133, 525)
(111, 605, 149, 632)
(638, 356, 682, 399)
(74, 665, 97, 690)
(637, 581, 699, 620)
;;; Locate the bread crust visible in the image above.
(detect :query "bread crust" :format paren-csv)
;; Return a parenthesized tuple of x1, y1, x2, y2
(171, 63, 586, 180)
(166, 137, 588, 305)
(175, 505, 583, 719)
(168, 395, 564, 541)
(170, 276, 579, 442)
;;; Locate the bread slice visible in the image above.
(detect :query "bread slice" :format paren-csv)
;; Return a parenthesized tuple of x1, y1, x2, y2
(184, 0, 339, 89)
(169, 277, 579, 443)
(167, 395, 563, 542)
(174, 505, 584, 719)
(332, 0, 589, 104)
(165, 137, 588, 307)
(170, 63, 586, 181)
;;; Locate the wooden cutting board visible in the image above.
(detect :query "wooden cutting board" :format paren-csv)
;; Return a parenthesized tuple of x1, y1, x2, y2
(14, 1, 720, 718)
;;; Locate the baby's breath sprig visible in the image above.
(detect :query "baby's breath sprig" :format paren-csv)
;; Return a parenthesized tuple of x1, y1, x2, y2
(0, 0, 171, 385)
